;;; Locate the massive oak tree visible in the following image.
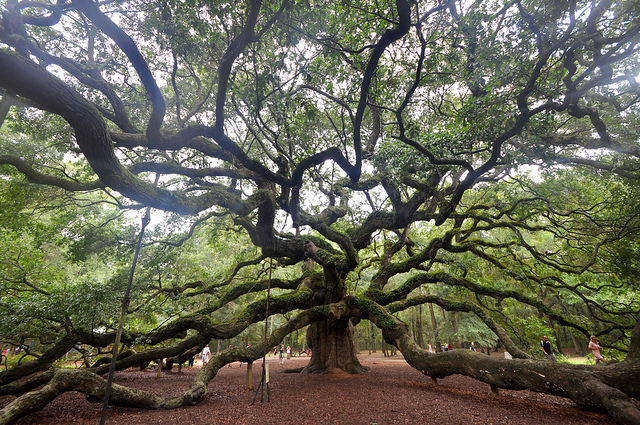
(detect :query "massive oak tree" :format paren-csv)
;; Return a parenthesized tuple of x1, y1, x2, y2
(1, 0, 640, 423)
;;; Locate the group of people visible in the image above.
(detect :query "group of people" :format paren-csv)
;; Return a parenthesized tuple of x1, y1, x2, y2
(540, 335, 606, 364)
(426, 342, 474, 353)
(198, 343, 253, 368)
(195, 335, 606, 368)
(195, 343, 305, 369)
(275, 345, 292, 364)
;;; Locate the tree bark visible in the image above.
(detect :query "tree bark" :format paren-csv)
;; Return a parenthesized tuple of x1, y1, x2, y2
(302, 318, 367, 374)
(416, 303, 424, 348)
(428, 303, 440, 351)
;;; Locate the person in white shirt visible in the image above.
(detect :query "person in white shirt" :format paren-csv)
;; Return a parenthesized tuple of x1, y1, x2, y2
(202, 344, 211, 365)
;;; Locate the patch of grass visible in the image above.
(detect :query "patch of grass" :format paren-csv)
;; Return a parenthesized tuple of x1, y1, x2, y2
(562, 356, 589, 365)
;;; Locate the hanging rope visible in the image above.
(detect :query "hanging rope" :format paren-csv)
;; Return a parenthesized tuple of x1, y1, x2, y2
(99, 207, 151, 425)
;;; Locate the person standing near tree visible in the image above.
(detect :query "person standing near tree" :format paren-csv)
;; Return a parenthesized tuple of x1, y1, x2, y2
(588, 336, 606, 364)
(201, 344, 211, 366)
(540, 336, 557, 362)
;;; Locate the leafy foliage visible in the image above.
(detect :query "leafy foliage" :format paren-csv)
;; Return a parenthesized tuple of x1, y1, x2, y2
(1, 0, 640, 422)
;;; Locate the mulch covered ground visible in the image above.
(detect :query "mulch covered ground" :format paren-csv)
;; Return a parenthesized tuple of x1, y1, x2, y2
(4, 353, 618, 425)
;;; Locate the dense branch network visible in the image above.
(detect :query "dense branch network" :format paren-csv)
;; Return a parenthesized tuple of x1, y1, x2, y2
(1, 0, 640, 424)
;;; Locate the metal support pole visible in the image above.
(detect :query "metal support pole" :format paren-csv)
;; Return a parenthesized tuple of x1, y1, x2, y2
(99, 208, 150, 425)
(253, 257, 273, 405)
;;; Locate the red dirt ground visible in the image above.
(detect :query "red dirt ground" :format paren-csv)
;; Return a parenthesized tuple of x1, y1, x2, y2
(3, 353, 618, 425)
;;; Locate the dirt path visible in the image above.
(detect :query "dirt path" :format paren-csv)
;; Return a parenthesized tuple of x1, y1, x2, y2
(4, 353, 617, 424)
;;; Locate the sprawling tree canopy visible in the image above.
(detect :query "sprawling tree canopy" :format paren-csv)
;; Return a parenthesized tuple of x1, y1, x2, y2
(1, 0, 640, 423)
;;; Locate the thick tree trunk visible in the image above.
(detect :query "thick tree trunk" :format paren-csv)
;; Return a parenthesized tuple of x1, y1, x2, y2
(570, 331, 585, 356)
(428, 303, 439, 351)
(369, 321, 376, 353)
(302, 318, 367, 374)
(411, 306, 423, 348)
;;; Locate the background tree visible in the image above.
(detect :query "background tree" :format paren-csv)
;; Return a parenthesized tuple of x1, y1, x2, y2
(1, 0, 640, 423)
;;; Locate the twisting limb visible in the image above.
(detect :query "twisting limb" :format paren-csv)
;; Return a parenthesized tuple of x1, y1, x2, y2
(0, 304, 337, 424)
(346, 295, 640, 425)
(0, 368, 165, 425)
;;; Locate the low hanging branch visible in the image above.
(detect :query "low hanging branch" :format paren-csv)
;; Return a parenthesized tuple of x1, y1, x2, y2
(346, 296, 640, 425)
(0, 304, 337, 425)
